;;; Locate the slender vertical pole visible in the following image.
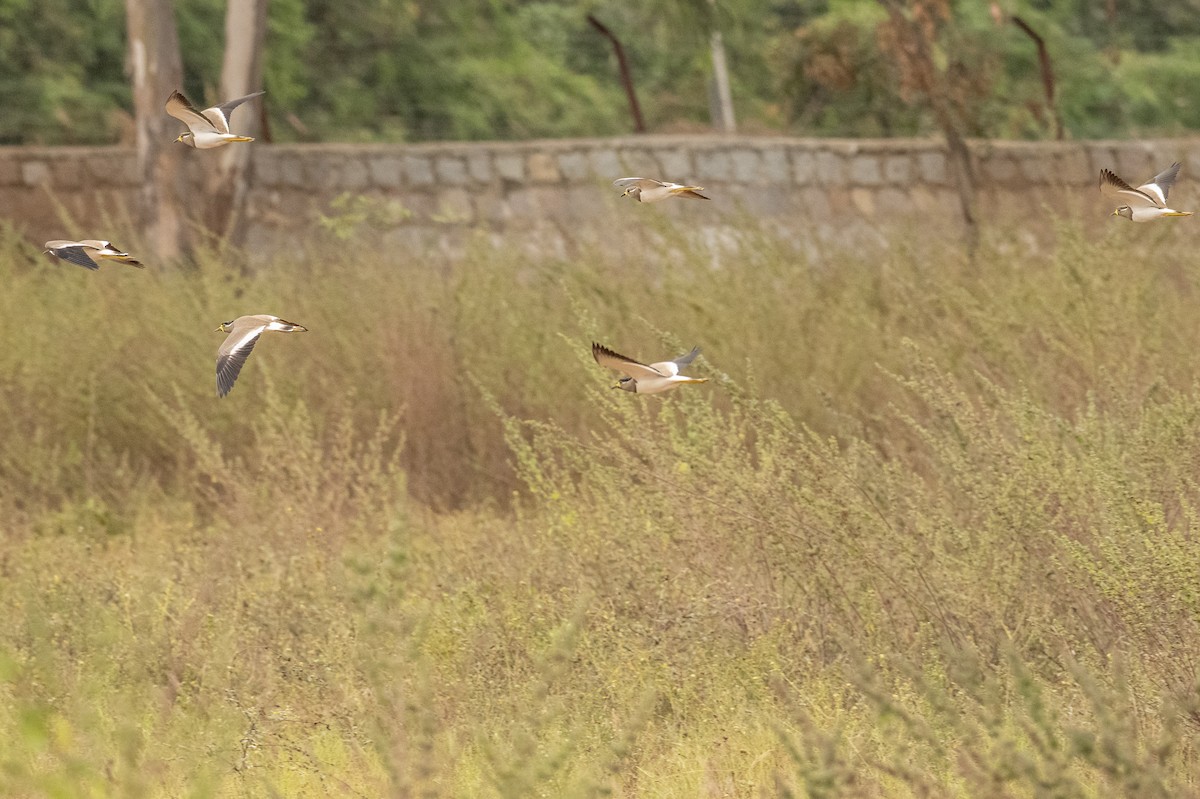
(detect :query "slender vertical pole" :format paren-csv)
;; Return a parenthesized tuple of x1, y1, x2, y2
(708, 0, 735, 133)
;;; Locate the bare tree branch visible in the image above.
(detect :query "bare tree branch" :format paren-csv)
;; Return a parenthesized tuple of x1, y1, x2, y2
(587, 14, 646, 134)
(1011, 15, 1063, 140)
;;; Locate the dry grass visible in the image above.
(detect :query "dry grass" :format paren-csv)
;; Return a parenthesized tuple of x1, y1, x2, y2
(2, 208, 1200, 796)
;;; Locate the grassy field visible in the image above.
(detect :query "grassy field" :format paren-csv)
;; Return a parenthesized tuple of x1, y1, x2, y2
(2, 210, 1200, 797)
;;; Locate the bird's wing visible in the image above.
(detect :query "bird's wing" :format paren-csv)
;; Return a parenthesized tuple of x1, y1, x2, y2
(671, 346, 701, 368)
(216, 321, 264, 397)
(49, 244, 100, 270)
(592, 342, 668, 380)
(613, 177, 667, 190)
(673, 189, 710, 200)
(166, 90, 219, 134)
(201, 91, 265, 134)
(1138, 161, 1182, 206)
(1100, 168, 1160, 208)
(643, 347, 702, 378)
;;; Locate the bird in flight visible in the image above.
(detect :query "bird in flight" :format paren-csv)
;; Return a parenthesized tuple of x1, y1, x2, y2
(43, 240, 143, 270)
(613, 177, 710, 203)
(1100, 162, 1192, 222)
(166, 89, 264, 149)
(592, 342, 708, 394)
(214, 315, 307, 397)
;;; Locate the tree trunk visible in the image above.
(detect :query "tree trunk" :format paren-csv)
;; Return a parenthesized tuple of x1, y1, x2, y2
(212, 0, 269, 246)
(125, 0, 186, 261)
(877, 0, 979, 256)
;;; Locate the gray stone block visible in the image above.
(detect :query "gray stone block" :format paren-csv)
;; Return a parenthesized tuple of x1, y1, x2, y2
(495, 153, 525, 182)
(589, 149, 622, 179)
(21, 161, 50, 187)
(339, 158, 370, 189)
(849, 156, 882, 186)
(761, 148, 789, 184)
(917, 151, 947, 185)
(558, 151, 590, 181)
(654, 148, 691, 179)
(403, 155, 435, 186)
(731, 149, 763, 183)
(467, 151, 493, 182)
(883, 155, 911, 185)
(368, 156, 403, 188)
(983, 156, 1017, 183)
(435, 155, 468, 185)
(562, 185, 608, 219)
(737, 184, 791, 215)
(20, 160, 50, 187)
(505, 187, 539, 217)
(815, 151, 844, 184)
(792, 150, 816, 184)
(696, 150, 731, 182)
(619, 150, 658, 176)
(1017, 154, 1055, 184)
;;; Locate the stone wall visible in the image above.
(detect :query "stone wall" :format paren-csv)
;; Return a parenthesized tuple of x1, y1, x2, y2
(3, 136, 1198, 259)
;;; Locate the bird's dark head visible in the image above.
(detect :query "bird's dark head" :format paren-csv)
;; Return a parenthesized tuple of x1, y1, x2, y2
(612, 377, 637, 393)
(215, 320, 235, 333)
(622, 187, 640, 200)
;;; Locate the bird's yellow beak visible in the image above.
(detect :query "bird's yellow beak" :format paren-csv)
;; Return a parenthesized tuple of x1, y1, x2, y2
(174, 134, 185, 143)
(621, 189, 630, 198)
(1111, 209, 1118, 216)
(611, 381, 621, 389)
(213, 325, 225, 333)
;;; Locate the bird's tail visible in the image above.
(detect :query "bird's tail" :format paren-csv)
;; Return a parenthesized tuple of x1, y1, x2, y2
(102, 254, 145, 268)
(670, 187, 710, 200)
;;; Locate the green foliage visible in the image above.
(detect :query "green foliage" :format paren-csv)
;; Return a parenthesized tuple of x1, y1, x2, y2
(7, 0, 1200, 142)
(5, 214, 1200, 793)
(0, 0, 129, 144)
